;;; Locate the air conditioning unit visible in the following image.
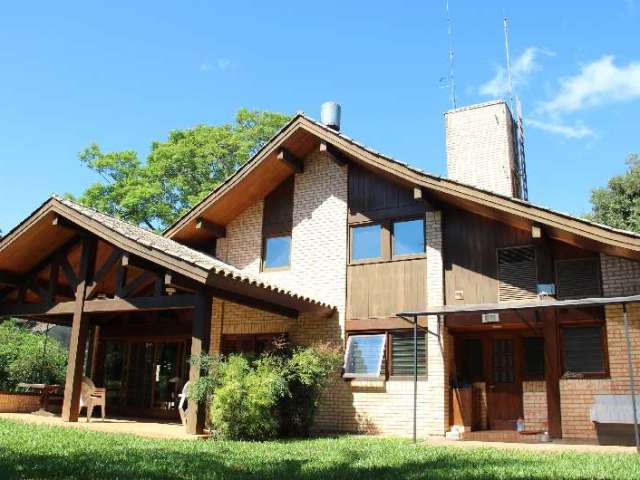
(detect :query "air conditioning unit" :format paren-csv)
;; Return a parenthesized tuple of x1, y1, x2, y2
(482, 313, 500, 324)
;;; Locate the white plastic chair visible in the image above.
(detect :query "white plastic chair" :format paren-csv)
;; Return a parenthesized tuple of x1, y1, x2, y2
(80, 376, 106, 422)
(178, 381, 191, 428)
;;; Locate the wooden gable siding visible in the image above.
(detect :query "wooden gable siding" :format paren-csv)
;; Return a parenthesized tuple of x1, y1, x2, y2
(444, 206, 602, 305)
(262, 175, 294, 236)
(346, 164, 428, 320)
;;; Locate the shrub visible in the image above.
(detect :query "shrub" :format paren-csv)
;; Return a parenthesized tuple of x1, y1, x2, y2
(189, 342, 341, 440)
(0, 320, 68, 391)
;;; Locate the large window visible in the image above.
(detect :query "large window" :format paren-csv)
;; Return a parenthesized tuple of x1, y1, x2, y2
(390, 331, 426, 376)
(562, 326, 606, 376)
(263, 235, 291, 269)
(523, 337, 545, 379)
(392, 219, 425, 257)
(343, 334, 386, 378)
(351, 224, 382, 261)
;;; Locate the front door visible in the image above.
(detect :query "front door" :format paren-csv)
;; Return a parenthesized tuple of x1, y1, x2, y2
(487, 337, 522, 430)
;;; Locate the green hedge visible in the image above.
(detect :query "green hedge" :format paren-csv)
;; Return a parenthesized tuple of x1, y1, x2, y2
(0, 320, 67, 391)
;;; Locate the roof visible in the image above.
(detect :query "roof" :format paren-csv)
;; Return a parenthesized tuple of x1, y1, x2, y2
(165, 113, 640, 259)
(0, 196, 334, 316)
(398, 294, 640, 317)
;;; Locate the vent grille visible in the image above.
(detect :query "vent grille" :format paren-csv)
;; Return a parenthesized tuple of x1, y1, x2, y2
(556, 258, 601, 299)
(498, 246, 538, 302)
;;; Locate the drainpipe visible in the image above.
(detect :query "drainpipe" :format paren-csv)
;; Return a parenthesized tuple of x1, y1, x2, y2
(413, 315, 418, 444)
(623, 303, 640, 453)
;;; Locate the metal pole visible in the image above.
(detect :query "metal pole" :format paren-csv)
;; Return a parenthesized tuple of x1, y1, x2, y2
(623, 303, 640, 453)
(413, 315, 418, 444)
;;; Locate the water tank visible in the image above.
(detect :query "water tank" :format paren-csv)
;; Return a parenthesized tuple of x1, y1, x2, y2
(320, 101, 341, 131)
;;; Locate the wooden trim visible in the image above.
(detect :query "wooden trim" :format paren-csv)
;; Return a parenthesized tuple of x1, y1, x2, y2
(346, 317, 428, 330)
(348, 204, 427, 225)
(320, 140, 347, 166)
(187, 294, 213, 434)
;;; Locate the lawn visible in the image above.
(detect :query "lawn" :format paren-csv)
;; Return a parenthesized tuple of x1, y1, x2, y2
(1, 419, 639, 480)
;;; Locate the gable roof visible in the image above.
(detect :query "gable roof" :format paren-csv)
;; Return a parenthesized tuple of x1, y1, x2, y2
(165, 114, 640, 260)
(0, 196, 334, 316)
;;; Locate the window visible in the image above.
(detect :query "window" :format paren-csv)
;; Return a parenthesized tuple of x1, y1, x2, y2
(497, 246, 538, 302)
(390, 331, 426, 376)
(344, 334, 386, 378)
(556, 258, 601, 299)
(263, 236, 291, 269)
(523, 337, 545, 379)
(392, 219, 425, 256)
(351, 224, 382, 261)
(562, 326, 606, 375)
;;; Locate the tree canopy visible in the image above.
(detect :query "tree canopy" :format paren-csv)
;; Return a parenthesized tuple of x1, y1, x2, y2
(70, 109, 291, 230)
(587, 153, 640, 233)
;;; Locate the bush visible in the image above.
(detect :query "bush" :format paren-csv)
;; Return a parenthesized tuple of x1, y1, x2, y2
(190, 342, 341, 440)
(0, 320, 68, 391)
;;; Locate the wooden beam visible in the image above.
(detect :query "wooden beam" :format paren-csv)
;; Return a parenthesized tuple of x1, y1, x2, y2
(413, 187, 425, 202)
(319, 141, 347, 166)
(209, 286, 298, 319)
(187, 294, 213, 435)
(532, 224, 543, 239)
(51, 214, 80, 231)
(165, 272, 199, 293)
(195, 218, 226, 239)
(120, 271, 156, 298)
(62, 236, 97, 422)
(541, 309, 562, 438)
(276, 148, 303, 173)
(86, 249, 122, 299)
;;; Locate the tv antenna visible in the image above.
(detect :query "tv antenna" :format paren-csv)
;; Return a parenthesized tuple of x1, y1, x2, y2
(445, 0, 457, 109)
(503, 16, 514, 110)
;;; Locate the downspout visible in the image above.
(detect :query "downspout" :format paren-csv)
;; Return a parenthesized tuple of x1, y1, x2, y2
(622, 303, 640, 453)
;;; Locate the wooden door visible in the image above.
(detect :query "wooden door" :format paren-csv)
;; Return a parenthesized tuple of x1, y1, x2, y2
(487, 336, 522, 430)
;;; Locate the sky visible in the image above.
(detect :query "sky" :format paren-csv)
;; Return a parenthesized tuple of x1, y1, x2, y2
(0, 1, 638, 232)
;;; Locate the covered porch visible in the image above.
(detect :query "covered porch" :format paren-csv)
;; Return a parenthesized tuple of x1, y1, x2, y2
(0, 197, 333, 435)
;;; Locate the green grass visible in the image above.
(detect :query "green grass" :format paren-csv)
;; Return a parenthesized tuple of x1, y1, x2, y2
(0, 419, 639, 480)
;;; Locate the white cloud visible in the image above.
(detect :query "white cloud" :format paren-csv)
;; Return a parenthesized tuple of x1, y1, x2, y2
(539, 56, 640, 115)
(526, 118, 594, 139)
(479, 47, 554, 98)
(217, 58, 232, 71)
(199, 63, 210, 72)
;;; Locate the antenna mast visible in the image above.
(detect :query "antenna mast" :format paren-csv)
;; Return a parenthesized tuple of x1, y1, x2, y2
(446, 0, 457, 109)
(503, 16, 514, 109)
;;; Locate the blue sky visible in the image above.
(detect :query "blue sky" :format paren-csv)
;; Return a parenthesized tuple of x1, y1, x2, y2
(0, 1, 638, 232)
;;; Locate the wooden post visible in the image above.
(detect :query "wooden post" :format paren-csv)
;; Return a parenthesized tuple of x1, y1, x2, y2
(186, 294, 213, 435)
(542, 308, 562, 438)
(61, 237, 96, 422)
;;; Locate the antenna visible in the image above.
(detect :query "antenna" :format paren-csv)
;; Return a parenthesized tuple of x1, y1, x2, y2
(445, 0, 457, 109)
(503, 16, 514, 109)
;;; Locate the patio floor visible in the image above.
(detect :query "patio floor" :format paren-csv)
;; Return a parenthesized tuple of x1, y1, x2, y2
(0, 412, 203, 440)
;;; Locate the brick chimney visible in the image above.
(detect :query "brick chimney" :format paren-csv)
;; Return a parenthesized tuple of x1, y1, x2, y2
(445, 100, 524, 199)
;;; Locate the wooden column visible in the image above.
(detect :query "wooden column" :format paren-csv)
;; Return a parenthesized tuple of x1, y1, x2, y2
(542, 308, 562, 438)
(186, 294, 213, 435)
(61, 237, 97, 422)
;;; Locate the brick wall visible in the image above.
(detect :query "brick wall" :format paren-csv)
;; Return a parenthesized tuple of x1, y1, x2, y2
(0, 392, 41, 413)
(522, 381, 547, 431)
(555, 254, 640, 439)
(445, 101, 518, 198)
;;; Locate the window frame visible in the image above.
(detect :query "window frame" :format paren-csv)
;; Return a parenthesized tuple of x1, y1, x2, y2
(261, 233, 292, 272)
(343, 333, 387, 379)
(391, 217, 427, 259)
(349, 216, 426, 265)
(343, 330, 428, 380)
(560, 323, 609, 379)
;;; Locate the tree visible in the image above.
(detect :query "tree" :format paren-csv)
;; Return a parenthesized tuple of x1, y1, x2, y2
(70, 109, 291, 230)
(588, 154, 640, 233)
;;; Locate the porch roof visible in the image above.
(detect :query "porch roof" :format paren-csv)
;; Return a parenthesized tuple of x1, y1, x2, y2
(397, 294, 640, 317)
(0, 196, 334, 317)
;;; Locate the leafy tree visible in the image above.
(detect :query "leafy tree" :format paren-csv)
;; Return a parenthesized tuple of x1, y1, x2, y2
(0, 320, 67, 391)
(71, 109, 291, 230)
(588, 154, 640, 233)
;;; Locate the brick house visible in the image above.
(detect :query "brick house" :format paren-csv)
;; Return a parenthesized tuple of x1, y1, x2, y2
(1, 100, 639, 443)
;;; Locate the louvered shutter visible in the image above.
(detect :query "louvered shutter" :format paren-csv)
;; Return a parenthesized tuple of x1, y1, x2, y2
(390, 332, 426, 376)
(498, 246, 538, 302)
(556, 258, 601, 299)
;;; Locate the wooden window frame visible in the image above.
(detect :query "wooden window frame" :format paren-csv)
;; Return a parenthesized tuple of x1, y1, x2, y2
(344, 330, 428, 380)
(261, 232, 292, 272)
(559, 323, 609, 379)
(343, 332, 387, 379)
(349, 216, 426, 266)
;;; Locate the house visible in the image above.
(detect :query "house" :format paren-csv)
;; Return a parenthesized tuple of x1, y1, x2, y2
(1, 100, 639, 442)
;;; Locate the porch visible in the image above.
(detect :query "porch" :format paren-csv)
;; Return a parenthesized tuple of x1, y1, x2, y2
(0, 412, 196, 440)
